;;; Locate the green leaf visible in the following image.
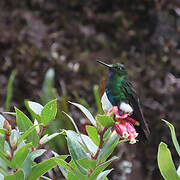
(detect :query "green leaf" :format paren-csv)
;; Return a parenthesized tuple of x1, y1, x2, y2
(80, 134, 98, 155)
(68, 160, 89, 180)
(21, 149, 46, 178)
(40, 132, 63, 144)
(41, 176, 52, 180)
(69, 101, 96, 127)
(5, 70, 16, 111)
(41, 99, 57, 125)
(96, 115, 114, 128)
(15, 107, 39, 147)
(11, 143, 31, 170)
(158, 142, 180, 180)
(41, 68, 57, 105)
(52, 151, 68, 179)
(0, 151, 11, 168)
(25, 100, 43, 123)
(89, 156, 118, 180)
(63, 112, 79, 134)
(66, 130, 88, 175)
(0, 173, 4, 179)
(162, 119, 180, 157)
(67, 171, 79, 180)
(15, 124, 39, 147)
(55, 158, 85, 180)
(63, 112, 90, 154)
(0, 128, 8, 134)
(31, 149, 46, 161)
(0, 114, 5, 128)
(26, 156, 68, 180)
(93, 85, 104, 114)
(78, 158, 97, 170)
(97, 132, 119, 162)
(97, 169, 113, 180)
(2, 112, 16, 116)
(86, 125, 100, 146)
(4, 170, 24, 180)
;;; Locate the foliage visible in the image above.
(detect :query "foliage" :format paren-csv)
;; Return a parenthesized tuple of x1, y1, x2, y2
(0, 99, 70, 180)
(0, 96, 131, 179)
(5, 70, 16, 111)
(39, 68, 105, 153)
(157, 120, 180, 180)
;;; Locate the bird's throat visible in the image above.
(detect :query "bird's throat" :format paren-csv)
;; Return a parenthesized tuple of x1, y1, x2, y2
(109, 70, 114, 77)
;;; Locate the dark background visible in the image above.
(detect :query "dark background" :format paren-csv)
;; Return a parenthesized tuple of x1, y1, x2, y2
(0, 0, 180, 179)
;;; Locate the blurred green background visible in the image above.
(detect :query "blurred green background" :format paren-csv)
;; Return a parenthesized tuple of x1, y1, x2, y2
(0, 0, 180, 179)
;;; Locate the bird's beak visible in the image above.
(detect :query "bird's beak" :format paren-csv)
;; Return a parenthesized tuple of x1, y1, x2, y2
(96, 59, 112, 68)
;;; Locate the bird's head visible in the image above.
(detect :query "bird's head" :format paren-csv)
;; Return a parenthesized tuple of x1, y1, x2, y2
(97, 60, 127, 76)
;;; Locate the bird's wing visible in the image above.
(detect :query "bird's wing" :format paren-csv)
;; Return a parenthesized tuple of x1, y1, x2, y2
(121, 79, 150, 142)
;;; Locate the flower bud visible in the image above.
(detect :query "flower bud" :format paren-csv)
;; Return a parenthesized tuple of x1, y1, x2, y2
(115, 122, 128, 137)
(6, 150, 12, 160)
(3, 120, 12, 132)
(11, 136, 17, 150)
(39, 134, 48, 145)
(34, 119, 40, 134)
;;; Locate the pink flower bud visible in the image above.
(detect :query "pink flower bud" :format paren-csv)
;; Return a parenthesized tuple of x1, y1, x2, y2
(115, 122, 128, 137)
(125, 121, 137, 141)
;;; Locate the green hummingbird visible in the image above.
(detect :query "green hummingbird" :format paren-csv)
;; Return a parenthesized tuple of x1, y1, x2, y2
(97, 60, 150, 142)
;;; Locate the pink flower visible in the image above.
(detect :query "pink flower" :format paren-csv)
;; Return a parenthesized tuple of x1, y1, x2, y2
(115, 122, 129, 138)
(107, 106, 129, 120)
(108, 106, 138, 144)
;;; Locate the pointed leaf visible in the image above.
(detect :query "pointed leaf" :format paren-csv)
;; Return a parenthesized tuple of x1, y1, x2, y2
(81, 134, 98, 155)
(21, 149, 46, 178)
(96, 115, 114, 128)
(11, 143, 31, 170)
(41, 176, 52, 180)
(0, 128, 8, 134)
(69, 101, 96, 127)
(86, 125, 100, 146)
(41, 99, 57, 125)
(16, 124, 38, 147)
(177, 165, 180, 177)
(158, 142, 180, 180)
(55, 158, 86, 180)
(63, 112, 79, 134)
(15, 107, 38, 147)
(63, 112, 90, 154)
(5, 70, 16, 111)
(97, 169, 113, 180)
(77, 158, 97, 170)
(27, 156, 68, 180)
(68, 160, 89, 180)
(0, 114, 5, 128)
(52, 151, 68, 178)
(4, 170, 24, 180)
(0, 151, 11, 168)
(25, 100, 43, 123)
(41, 68, 56, 105)
(42, 132, 62, 144)
(31, 149, 46, 161)
(93, 85, 104, 114)
(66, 130, 88, 175)
(162, 119, 180, 157)
(97, 132, 119, 162)
(89, 156, 118, 180)
(2, 112, 16, 116)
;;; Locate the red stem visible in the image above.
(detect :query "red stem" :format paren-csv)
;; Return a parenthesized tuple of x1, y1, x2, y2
(92, 127, 107, 160)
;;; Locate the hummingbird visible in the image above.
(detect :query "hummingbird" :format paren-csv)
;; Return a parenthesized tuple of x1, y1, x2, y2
(97, 60, 150, 142)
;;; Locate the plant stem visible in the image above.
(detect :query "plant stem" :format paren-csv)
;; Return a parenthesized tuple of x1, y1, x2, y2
(93, 127, 107, 160)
